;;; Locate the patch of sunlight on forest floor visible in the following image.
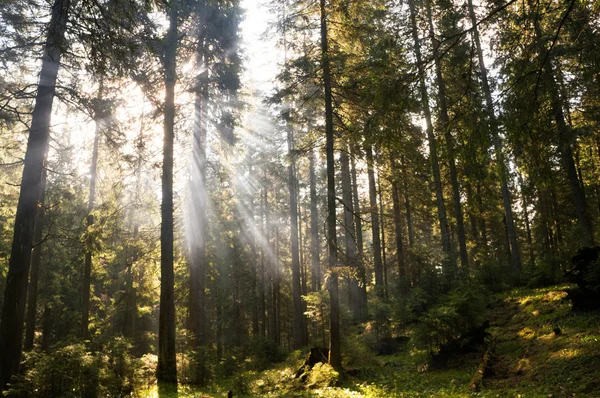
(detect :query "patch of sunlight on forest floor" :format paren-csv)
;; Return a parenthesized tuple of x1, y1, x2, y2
(139, 284, 600, 397)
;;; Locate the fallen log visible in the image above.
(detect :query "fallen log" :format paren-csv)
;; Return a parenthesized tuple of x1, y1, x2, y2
(469, 337, 496, 392)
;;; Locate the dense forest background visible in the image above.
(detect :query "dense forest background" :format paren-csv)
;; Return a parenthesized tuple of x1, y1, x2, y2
(0, 0, 599, 395)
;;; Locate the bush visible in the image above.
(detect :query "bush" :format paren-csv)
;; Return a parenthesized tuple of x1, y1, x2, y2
(306, 363, 339, 388)
(6, 338, 143, 397)
(413, 282, 487, 354)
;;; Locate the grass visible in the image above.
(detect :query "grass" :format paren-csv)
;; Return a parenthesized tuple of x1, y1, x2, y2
(138, 284, 600, 397)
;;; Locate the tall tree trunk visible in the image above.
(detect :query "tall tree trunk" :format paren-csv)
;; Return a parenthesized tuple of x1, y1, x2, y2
(189, 31, 209, 383)
(0, 0, 69, 389)
(320, 0, 341, 371)
(401, 156, 415, 248)
(532, 12, 594, 247)
(341, 145, 360, 320)
(365, 144, 384, 296)
(392, 175, 406, 293)
(378, 172, 388, 297)
(408, 0, 452, 268)
(350, 148, 367, 317)
(426, 0, 468, 271)
(467, 0, 522, 277)
(287, 124, 306, 348)
(157, 4, 178, 385)
(82, 80, 103, 340)
(24, 169, 47, 351)
(309, 149, 321, 291)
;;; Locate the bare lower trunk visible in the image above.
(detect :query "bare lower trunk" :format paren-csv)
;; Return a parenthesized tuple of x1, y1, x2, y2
(24, 169, 47, 351)
(157, 5, 178, 385)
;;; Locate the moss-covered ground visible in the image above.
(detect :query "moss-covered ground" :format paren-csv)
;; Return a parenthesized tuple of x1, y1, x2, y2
(139, 284, 600, 397)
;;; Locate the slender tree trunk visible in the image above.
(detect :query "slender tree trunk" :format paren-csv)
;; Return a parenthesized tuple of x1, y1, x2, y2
(82, 80, 103, 340)
(401, 156, 415, 248)
(426, 0, 468, 271)
(0, 0, 69, 389)
(320, 0, 341, 370)
(309, 149, 321, 291)
(392, 159, 408, 294)
(24, 169, 47, 351)
(365, 144, 384, 295)
(350, 148, 367, 317)
(287, 123, 306, 348)
(532, 13, 594, 247)
(341, 145, 360, 320)
(378, 172, 388, 297)
(467, 0, 522, 277)
(408, 0, 452, 267)
(157, 4, 178, 385)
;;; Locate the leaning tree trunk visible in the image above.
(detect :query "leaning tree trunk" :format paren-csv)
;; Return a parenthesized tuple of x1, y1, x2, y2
(350, 148, 367, 317)
(0, 0, 69, 389)
(157, 4, 178, 385)
(467, 0, 522, 277)
(24, 169, 48, 351)
(408, 0, 452, 273)
(82, 80, 103, 340)
(320, 0, 341, 371)
(426, 0, 469, 271)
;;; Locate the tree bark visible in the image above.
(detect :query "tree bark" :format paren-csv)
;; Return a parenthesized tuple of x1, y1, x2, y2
(157, 4, 178, 385)
(320, 0, 341, 371)
(0, 0, 69, 389)
(467, 0, 522, 277)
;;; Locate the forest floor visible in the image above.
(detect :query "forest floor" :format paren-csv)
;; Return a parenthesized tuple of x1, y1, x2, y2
(140, 284, 600, 397)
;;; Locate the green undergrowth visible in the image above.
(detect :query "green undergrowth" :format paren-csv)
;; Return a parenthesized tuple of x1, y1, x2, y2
(138, 285, 600, 397)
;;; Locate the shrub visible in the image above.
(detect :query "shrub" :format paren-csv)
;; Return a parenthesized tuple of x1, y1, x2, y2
(413, 282, 487, 354)
(306, 363, 339, 388)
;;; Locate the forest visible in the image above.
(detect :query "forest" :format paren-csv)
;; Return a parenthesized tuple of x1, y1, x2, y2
(0, 0, 599, 396)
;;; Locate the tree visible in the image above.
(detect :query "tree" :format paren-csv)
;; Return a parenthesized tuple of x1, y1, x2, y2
(319, 0, 341, 371)
(156, 0, 178, 385)
(0, 0, 69, 389)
